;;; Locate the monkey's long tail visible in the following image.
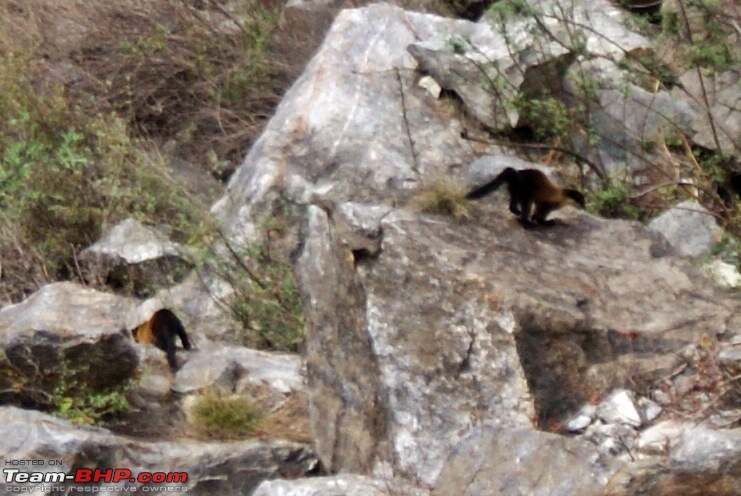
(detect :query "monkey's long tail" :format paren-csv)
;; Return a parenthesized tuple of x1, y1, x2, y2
(465, 167, 518, 200)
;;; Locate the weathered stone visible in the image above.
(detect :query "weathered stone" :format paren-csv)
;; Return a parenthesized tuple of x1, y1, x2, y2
(417, 75, 442, 98)
(651, 388, 673, 405)
(295, 198, 737, 484)
(407, 22, 574, 131)
(171, 343, 303, 396)
(254, 474, 430, 496)
(706, 260, 741, 289)
(649, 200, 720, 258)
(80, 218, 192, 296)
(0, 282, 138, 404)
(667, 70, 740, 155)
(637, 420, 690, 455)
(638, 396, 663, 423)
(571, 80, 697, 176)
(673, 427, 741, 466)
(718, 344, 741, 367)
(211, 3, 494, 247)
(433, 425, 616, 496)
(584, 421, 639, 459)
(0, 406, 319, 494)
(503, 0, 651, 59)
(610, 427, 741, 495)
(196, 3, 738, 494)
(565, 404, 596, 432)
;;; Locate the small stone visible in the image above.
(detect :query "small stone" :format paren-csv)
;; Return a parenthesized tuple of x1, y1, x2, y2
(718, 345, 741, 366)
(417, 76, 441, 98)
(637, 420, 688, 455)
(638, 396, 663, 423)
(565, 414, 593, 432)
(651, 389, 672, 406)
(584, 422, 637, 459)
(648, 201, 719, 258)
(597, 389, 642, 427)
(565, 404, 596, 432)
(673, 372, 697, 398)
(672, 427, 741, 464)
(705, 260, 741, 289)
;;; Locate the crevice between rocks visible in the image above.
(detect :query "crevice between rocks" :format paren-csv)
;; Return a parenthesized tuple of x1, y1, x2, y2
(513, 312, 688, 430)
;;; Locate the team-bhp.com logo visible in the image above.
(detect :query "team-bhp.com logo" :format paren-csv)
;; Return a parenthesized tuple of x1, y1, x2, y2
(4, 460, 188, 492)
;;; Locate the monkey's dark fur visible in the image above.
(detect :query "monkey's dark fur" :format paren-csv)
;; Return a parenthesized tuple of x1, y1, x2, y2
(132, 309, 191, 370)
(466, 167, 585, 227)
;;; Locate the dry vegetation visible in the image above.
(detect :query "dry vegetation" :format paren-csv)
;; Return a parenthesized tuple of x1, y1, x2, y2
(411, 175, 472, 221)
(0, 0, 301, 302)
(0, 0, 465, 304)
(1, 0, 299, 178)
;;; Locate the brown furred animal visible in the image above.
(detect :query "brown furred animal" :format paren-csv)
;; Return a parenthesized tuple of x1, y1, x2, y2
(132, 309, 191, 370)
(466, 167, 585, 227)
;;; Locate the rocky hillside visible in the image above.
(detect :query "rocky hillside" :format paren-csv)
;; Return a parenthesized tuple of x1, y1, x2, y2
(1, 0, 740, 495)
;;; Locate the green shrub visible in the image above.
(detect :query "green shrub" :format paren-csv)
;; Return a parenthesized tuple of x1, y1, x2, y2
(53, 385, 130, 425)
(0, 40, 203, 299)
(589, 183, 644, 220)
(513, 94, 572, 142)
(0, 352, 131, 425)
(209, 240, 305, 352)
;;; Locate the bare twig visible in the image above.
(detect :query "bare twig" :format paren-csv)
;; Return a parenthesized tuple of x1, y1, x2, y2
(396, 67, 420, 179)
(460, 129, 607, 182)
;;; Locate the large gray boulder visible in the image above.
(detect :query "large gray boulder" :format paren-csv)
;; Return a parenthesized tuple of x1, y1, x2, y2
(295, 200, 738, 489)
(648, 200, 720, 258)
(0, 282, 138, 404)
(211, 3, 494, 247)
(80, 218, 192, 296)
(171, 343, 303, 396)
(0, 406, 319, 494)
(507, 0, 651, 59)
(407, 18, 574, 132)
(433, 425, 614, 496)
(676, 69, 741, 156)
(608, 426, 741, 495)
(254, 474, 429, 496)
(205, 2, 740, 493)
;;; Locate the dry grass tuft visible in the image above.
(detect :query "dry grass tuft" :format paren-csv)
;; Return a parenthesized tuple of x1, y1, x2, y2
(191, 389, 262, 439)
(411, 176, 472, 221)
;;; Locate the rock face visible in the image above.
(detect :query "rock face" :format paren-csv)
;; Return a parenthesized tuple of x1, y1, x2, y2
(206, 2, 740, 494)
(512, 0, 651, 59)
(296, 205, 536, 484)
(0, 282, 138, 404)
(295, 201, 737, 486)
(407, 20, 574, 132)
(609, 426, 741, 495)
(80, 218, 192, 296)
(211, 3, 493, 246)
(675, 70, 740, 156)
(171, 343, 303, 395)
(0, 406, 319, 494)
(432, 425, 614, 496)
(254, 474, 430, 496)
(648, 200, 719, 258)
